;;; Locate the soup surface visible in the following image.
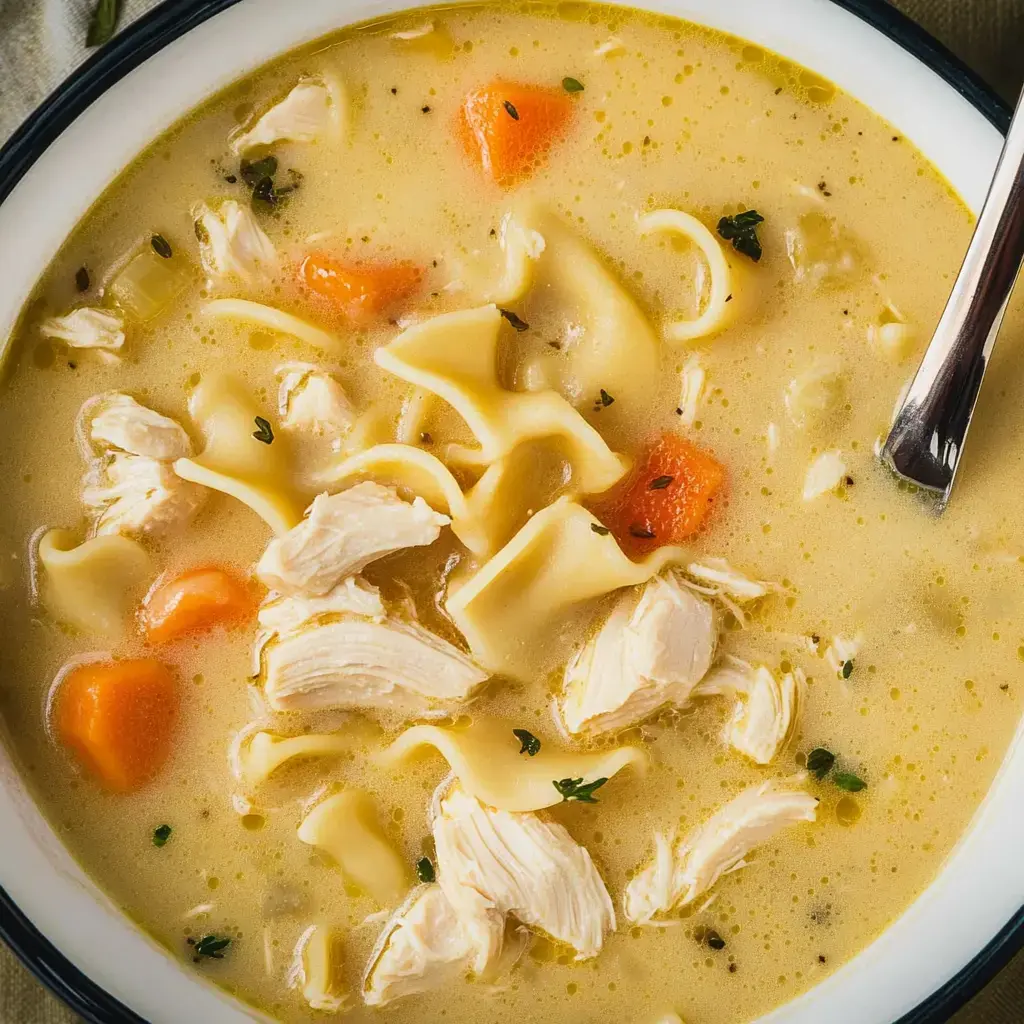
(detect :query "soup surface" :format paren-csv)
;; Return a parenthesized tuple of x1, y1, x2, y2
(2, 5, 1023, 1023)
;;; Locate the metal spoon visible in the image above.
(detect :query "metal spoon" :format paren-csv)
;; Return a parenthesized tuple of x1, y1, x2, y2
(881, 91, 1024, 509)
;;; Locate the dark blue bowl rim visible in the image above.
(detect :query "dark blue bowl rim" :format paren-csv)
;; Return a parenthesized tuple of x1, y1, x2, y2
(0, 1, 1017, 1021)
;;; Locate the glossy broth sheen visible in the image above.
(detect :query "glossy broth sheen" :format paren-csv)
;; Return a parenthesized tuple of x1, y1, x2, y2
(2, 5, 1023, 1022)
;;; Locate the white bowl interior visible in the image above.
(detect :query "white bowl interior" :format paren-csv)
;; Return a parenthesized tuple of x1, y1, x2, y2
(0, 1, 1019, 1021)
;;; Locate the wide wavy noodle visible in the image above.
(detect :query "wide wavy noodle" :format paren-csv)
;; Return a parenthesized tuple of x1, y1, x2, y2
(374, 305, 627, 493)
(446, 497, 687, 678)
(379, 719, 645, 812)
(637, 209, 733, 343)
(203, 299, 339, 350)
(174, 373, 305, 535)
(36, 528, 153, 638)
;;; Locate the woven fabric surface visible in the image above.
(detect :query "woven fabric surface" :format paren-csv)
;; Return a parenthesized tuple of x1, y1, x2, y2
(0, 0, 1022, 1021)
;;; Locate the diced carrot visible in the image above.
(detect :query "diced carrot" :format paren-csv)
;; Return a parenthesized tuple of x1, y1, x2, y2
(57, 659, 179, 792)
(594, 433, 727, 551)
(140, 566, 254, 645)
(298, 253, 422, 322)
(457, 80, 574, 188)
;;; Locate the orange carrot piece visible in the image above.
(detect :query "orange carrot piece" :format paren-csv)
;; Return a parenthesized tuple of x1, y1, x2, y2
(57, 659, 179, 792)
(595, 433, 727, 551)
(458, 80, 574, 188)
(140, 566, 254, 645)
(298, 253, 422, 322)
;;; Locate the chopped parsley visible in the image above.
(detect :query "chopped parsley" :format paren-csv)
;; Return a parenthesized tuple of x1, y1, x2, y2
(240, 156, 301, 211)
(833, 771, 867, 793)
(240, 155, 278, 188)
(189, 934, 231, 961)
(598, 388, 615, 407)
(151, 234, 173, 259)
(841, 659, 854, 680)
(649, 475, 674, 490)
(716, 209, 764, 262)
(499, 308, 530, 332)
(806, 747, 836, 780)
(75, 266, 90, 293)
(513, 728, 541, 757)
(86, 0, 121, 47)
(252, 416, 274, 444)
(416, 857, 436, 883)
(503, 99, 520, 120)
(553, 776, 608, 804)
(421, 105, 432, 114)
(590, 523, 611, 536)
(562, 77, 585, 93)
(152, 824, 173, 847)
(705, 929, 726, 950)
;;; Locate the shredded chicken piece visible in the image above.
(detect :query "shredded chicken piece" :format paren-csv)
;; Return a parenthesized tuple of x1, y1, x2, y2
(257, 577, 385, 636)
(824, 633, 863, 677)
(676, 355, 706, 427)
(434, 786, 615, 958)
(85, 393, 192, 460)
(232, 77, 341, 153)
(256, 483, 449, 596)
(363, 884, 503, 1006)
(276, 362, 355, 439)
(83, 452, 203, 538)
(39, 307, 125, 351)
(195, 199, 277, 283)
(561, 574, 717, 736)
(694, 657, 804, 764)
(624, 779, 817, 924)
(262, 615, 487, 711)
(684, 559, 769, 602)
(803, 450, 848, 500)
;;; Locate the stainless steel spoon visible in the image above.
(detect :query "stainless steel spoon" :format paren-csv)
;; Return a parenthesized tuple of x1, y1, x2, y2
(881, 92, 1024, 509)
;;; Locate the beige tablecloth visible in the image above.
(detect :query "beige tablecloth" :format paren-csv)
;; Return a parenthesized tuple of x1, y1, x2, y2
(0, 0, 1021, 1021)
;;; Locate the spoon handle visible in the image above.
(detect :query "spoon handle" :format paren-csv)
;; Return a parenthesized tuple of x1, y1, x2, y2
(882, 91, 1024, 506)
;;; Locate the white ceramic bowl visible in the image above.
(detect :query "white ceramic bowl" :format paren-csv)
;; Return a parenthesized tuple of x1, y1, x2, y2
(0, 2, 1020, 1022)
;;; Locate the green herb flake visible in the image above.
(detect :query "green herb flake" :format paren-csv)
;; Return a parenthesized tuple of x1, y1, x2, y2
(252, 416, 274, 444)
(629, 525, 655, 539)
(649, 475, 674, 490)
(503, 99, 520, 120)
(86, 0, 122, 47)
(562, 77, 585, 94)
(598, 388, 615, 407)
(513, 728, 541, 757)
(553, 776, 608, 804)
(190, 934, 231, 961)
(833, 771, 867, 793)
(240, 156, 279, 188)
(416, 857, 436, 883)
(716, 209, 764, 262)
(806, 747, 836, 780)
(590, 523, 611, 536)
(152, 824, 172, 847)
(705, 929, 726, 950)
(499, 308, 530, 332)
(151, 234, 173, 259)
(841, 659, 854, 679)
(75, 267, 90, 293)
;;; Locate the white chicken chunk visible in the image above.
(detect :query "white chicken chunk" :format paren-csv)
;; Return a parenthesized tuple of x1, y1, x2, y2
(256, 483, 450, 596)
(561, 574, 717, 737)
(257, 576, 385, 636)
(433, 786, 615, 959)
(83, 453, 203, 538)
(363, 884, 503, 1006)
(39, 307, 125, 351)
(262, 615, 488, 711)
(195, 199, 277, 283)
(624, 779, 817, 924)
(85, 393, 192, 460)
(231, 77, 342, 153)
(824, 632, 862, 678)
(276, 362, 355, 439)
(694, 657, 803, 765)
(803, 450, 848, 500)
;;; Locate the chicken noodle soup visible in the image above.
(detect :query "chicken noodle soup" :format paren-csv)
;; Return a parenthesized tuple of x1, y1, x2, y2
(1, 4, 1022, 1022)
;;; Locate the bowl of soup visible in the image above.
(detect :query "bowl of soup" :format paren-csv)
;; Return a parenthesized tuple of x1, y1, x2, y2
(0, 1, 1021, 1022)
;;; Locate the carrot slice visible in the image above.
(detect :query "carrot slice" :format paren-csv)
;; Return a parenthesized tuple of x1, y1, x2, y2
(458, 80, 574, 188)
(140, 566, 254, 645)
(594, 433, 726, 551)
(57, 659, 179, 792)
(298, 253, 422, 322)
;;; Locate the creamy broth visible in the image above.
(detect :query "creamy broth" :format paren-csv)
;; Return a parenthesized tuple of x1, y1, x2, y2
(2, 5, 1023, 1023)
